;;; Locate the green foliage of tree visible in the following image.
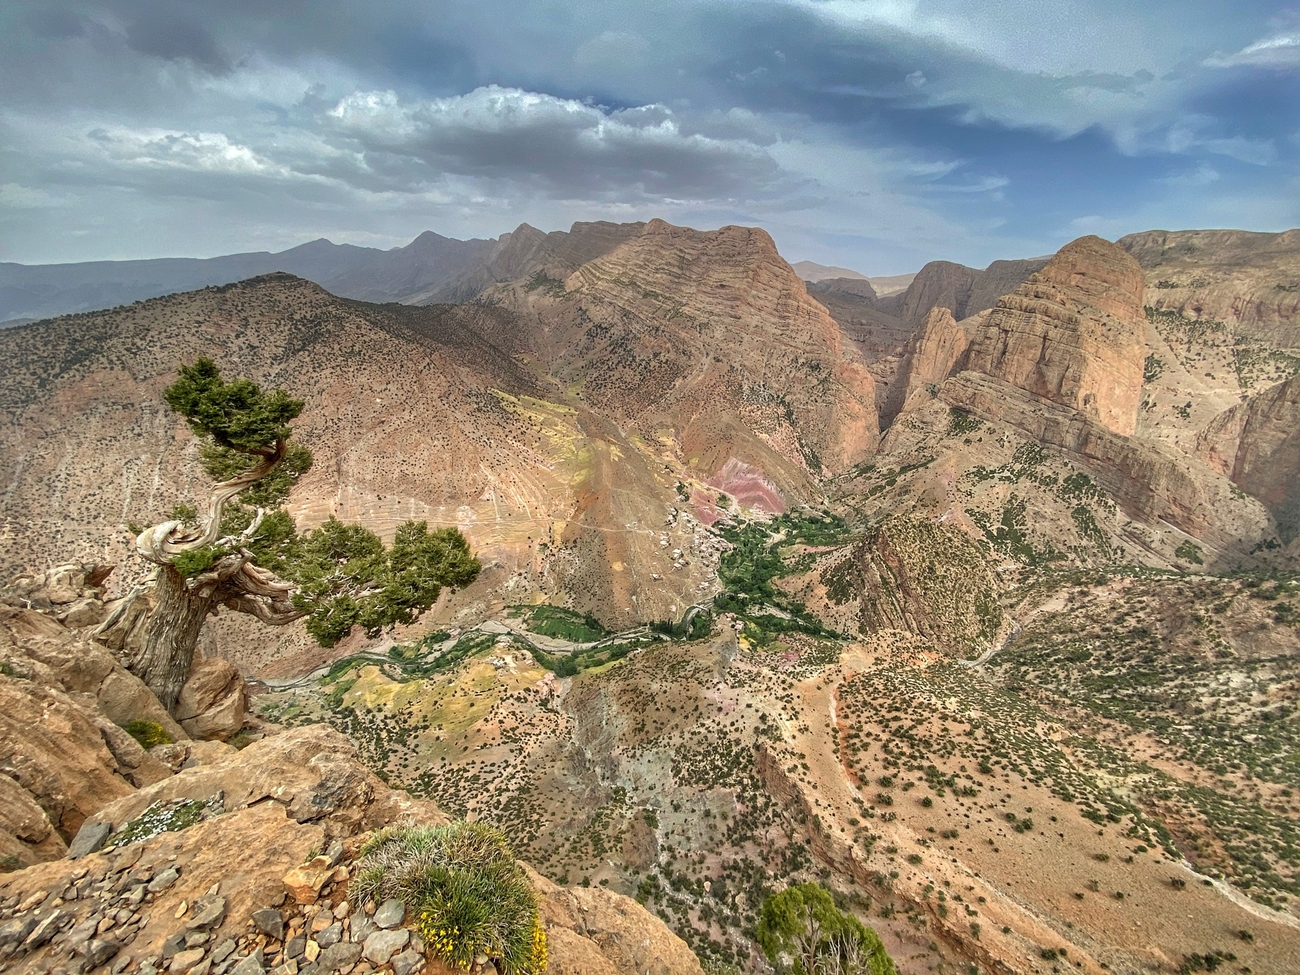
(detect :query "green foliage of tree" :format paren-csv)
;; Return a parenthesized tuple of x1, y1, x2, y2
(757, 883, 896, 975)
(293, 518, 479, 647)
(107, 359, 481, 712)
(201, 440, 313, 507)
(163, 357, 303, 453)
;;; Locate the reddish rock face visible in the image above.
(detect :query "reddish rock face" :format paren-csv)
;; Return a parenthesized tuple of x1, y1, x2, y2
(534, 220, 881, 475)
(962, 235, 1147, 436)
(901, 307, 973, 409)
(1198, 371, 1300, 541)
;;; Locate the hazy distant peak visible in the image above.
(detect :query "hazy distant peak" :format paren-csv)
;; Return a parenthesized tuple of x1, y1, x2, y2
(793, 260, 869, 282)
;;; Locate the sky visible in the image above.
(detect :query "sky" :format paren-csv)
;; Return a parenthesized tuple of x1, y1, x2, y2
(1, 1, 1298, 273)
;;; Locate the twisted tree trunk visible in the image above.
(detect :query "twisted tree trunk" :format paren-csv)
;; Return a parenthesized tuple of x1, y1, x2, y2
(130, 564, 216, 712)
(96, 439, 305, 714)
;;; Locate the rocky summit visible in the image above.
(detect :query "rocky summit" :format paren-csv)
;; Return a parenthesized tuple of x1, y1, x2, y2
(2, 218, 1300, 975)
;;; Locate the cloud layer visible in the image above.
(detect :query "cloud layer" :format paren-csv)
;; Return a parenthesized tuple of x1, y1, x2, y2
(1, 0, 1296, 271)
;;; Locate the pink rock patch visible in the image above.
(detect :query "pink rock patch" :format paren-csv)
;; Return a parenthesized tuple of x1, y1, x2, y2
(706, 458, 786, 515)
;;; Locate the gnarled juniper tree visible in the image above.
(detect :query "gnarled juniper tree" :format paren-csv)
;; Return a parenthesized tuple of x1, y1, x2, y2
(97, 359, 480, 712)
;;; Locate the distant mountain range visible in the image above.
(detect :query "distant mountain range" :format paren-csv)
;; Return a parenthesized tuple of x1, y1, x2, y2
(0, 231, 497, 324)
(6, 232, 936, 326)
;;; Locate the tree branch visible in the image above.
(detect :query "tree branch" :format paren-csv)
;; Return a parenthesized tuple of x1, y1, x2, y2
(220, 592, 307, 626)
(135, 439, 287, 565)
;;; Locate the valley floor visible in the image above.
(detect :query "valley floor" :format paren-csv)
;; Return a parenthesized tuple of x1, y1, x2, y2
(253, 557, 1300, 975)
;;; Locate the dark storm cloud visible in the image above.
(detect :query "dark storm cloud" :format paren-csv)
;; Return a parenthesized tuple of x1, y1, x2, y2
(122, 13, 232, 73)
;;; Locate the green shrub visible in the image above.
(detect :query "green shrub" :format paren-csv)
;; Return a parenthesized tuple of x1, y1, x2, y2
(757, 882, 895, 975)
(124, 719, 173, 749)
(351, 822, 546, 975)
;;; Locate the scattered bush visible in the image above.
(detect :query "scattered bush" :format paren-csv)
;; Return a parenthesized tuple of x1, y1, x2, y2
(112, 796, 221, 845)
(124, 719, 173, 749)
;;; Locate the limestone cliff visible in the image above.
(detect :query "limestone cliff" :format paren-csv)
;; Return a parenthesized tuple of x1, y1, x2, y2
(941, 372, 1274, 553)
(492, 219, 880, 484)
(807, 279, 915, 423)
(899, 307, 974, 411)
(1119, 228, 1300, 345)
(810, 256, 1046, 427)
(962, 235, 1147, 436)
(875, 256, 1046, 326)
(1197, 371, 1300, 541)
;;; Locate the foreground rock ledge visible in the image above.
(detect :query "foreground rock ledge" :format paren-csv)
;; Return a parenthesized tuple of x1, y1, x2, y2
(0, 725, 705, 975)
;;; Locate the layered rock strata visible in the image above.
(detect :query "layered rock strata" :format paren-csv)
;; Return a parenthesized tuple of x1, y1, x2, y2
(1197, 371, 1300, 541)
(498, 219, 880, 481)
(941, 373, 1274, 552)
(961, 235, 1147, 436)
(1119, 228, 1300, 344)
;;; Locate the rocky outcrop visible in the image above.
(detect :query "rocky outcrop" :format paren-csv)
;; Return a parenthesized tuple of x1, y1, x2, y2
(2, 564, 114, 630)
(530, 868, 706, 975)
(1118, 228, 1300, 345)
(0, 605, 179, 868)
(175, 657, 247, 742)
(820, 515, 1004, 657)
(0, 723, 706, 975)
(961, 236, 1147, 436)
(899, 307, 974, 411)
(431, 220, 648, 303)
(942, 372, 1274, 553)
(1197, 371, 1300, 541)
(81, 725, 441, 845)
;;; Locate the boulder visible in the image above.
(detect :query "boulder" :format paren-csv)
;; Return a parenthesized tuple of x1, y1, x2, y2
(528, 866, 706, 975)
(176, 657, 247, 741)
(0, 775, 66, 865)
(59, 598, 106, 628)
(97, 669, 187, 743)
(0, 672, 136, 840)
